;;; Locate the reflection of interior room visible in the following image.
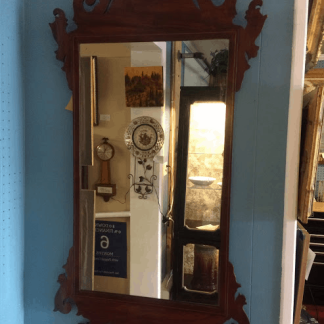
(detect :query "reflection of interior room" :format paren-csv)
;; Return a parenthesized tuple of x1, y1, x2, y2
(79, 40, 229, 302)
(181, 102, 225, 298)
(79, 42, 170, 298)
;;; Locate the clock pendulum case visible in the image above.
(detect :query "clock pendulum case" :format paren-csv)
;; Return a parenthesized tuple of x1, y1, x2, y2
(95, 137, 116, 202)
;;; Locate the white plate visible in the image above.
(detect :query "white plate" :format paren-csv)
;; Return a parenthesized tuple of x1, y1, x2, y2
(189, 176, 216, 186)
(124, 116, 164, 159)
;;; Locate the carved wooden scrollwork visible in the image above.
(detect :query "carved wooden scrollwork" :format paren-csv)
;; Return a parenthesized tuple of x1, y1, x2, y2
(50, 0, 267, 323)
(236, 0, 267, 90)
(54, 247, 74, 314)
(49, 9, 73, 91)
(54, 256, 249, 324)
(50, 0, 266, 91)
(226, 262, 249, 324)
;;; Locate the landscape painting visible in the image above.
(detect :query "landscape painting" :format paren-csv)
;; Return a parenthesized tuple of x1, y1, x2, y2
(125, 66, 163, 107)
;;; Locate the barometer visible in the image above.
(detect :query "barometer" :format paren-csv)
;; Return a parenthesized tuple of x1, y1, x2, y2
(95, 137, 116, 202)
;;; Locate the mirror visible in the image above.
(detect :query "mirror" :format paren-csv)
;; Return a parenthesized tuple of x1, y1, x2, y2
(79, 40, 229, 304)
(50, 0, 266, 322)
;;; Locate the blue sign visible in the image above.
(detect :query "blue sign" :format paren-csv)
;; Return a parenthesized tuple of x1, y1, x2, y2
(94, 220, 127, 278)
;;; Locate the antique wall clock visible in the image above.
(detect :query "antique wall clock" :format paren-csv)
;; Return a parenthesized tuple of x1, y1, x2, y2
(95, 137, 116, 202)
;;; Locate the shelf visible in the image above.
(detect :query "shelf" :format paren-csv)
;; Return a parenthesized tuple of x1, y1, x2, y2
(187, 186, 221, 191)
(313, 202, 324, 213)
(185, 219, 220, 229)
(188, 152, 223, 155)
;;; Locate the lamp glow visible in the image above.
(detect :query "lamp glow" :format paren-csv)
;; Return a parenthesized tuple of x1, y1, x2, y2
(190, 101, 226, 133)
(189, 101, 226, 154)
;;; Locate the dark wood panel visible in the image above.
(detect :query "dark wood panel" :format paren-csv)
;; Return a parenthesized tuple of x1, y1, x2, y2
(304, 285, 324, 306)
(310, 234, 324, 243)
(307, 264, 324, 287)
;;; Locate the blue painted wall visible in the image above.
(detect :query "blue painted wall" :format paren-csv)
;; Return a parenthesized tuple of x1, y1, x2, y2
(231, 1, 294, 322)
(23, 1, 295, 324)
(0, 2, 25, 324)
(24, 1, 84, 323)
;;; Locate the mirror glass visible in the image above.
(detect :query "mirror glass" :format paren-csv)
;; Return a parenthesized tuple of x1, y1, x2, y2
(183, 244, 219, 293)
(78, 39, 229, 304)
(184, 101, 226, 230)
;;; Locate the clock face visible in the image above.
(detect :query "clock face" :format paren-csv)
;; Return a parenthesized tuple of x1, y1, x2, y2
(132, 124, 157, 151)
(96, 143, 114, 161)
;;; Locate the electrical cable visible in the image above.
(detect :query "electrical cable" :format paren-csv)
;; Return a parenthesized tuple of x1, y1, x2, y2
(111, 165, 173, 224)
(111, 183, 135, 205)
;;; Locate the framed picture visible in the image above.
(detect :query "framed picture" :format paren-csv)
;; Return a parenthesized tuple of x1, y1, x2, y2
(298, 86, 324, 223)
(125, 66, 163, 107)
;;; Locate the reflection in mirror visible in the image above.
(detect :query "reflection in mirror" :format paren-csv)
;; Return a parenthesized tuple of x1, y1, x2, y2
(185, 102, 226, 230)
(183, 244, 219, 296)
(78, 39, 229, 305)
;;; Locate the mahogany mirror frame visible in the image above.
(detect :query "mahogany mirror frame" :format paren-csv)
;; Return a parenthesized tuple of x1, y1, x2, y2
(50, 1, 267, 323)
